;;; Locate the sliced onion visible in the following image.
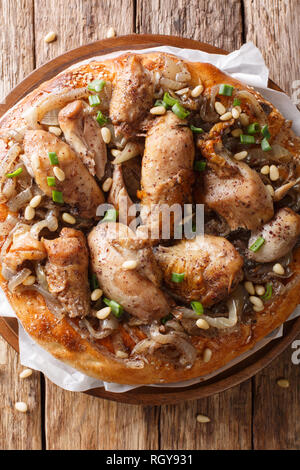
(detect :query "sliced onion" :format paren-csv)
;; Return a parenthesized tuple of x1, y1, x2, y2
(8, 268, 31, 292)
(81, 316, 118, 339)
(35, 263, 48, 290)
(2, 177, 16, 200)
(0, 127, 27, 142)
(0, 144, 22, 188)
(8, 187, 32, 212)
(0, 213, 18, 240)
(160, 77, 187, 91)
(22, 284, 65, 319)
(235, 90, 267, 124)
(1, 265, 16, 281)
(0, 222, 29, 264)
(113, 142, 142, 164)
(30, 210, 58, 238)
(176, 70, 191, 82)
(40, 108, 60, 126)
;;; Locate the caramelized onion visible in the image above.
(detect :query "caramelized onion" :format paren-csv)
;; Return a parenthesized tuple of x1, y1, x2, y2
(8, 187, 32, 211)
(113, 142, 143, 164)
(30, 210, 58, 238)
(8, 268, 31, 292)
(0, 144, 22, 189)
(235, 90, 267, 124)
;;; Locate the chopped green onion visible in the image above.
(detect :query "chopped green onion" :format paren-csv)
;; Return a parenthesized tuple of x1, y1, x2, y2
(233, 98, 241, 107)
(48, 152, 59, 165)
(154, 99, 168, 109)
(247, 122, 260, 135)
(163, 91, 178, 107)
(6, 167, 23, 178)
(161, 313, 173, 325)
(261, 124, 271, 139)
(88, 79, 106, 93)
(88, 95, 101, 107)
(172, 102, 190, 120)
(171, 272, 185, 283)
(219, 84, 234, 97)
(261, 283, 273, 301)
(103, 297, 123, 318)
(190, 301, 204, 315)
(90, 273, 99, 291)
(47, 176, 56, 187)
(194, 161, 206, 172)
(190, 125, 204, 134)
(249, 236, 265, 252)
(261, 137, 272, 152)
(52, 190, 64, 204)
(240, 134, 255, 144)
(102, 208, 118, 223)
(96, 110, 108, 126)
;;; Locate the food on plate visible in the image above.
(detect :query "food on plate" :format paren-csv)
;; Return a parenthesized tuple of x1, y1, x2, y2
(1, 51, 300, 384)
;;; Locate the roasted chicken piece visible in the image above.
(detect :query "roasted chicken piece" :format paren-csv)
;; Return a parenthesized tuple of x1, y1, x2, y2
(24, 130, 104, 218)
(58, 100, 107, 179)
(44, 228, 90, 318)
(155, 234, 243, 307)
(197, 140, 274, 230)
(88, 222, 171, 322)
(108, 164, 136, 226)
(3, 225, 46, 271)
(109, 55, 154, 137)
(247, 207, 300, 263)
(139, 111, 195, 239)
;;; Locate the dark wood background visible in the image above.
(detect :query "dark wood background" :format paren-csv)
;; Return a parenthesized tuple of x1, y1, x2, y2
(0, 0, 300, 450)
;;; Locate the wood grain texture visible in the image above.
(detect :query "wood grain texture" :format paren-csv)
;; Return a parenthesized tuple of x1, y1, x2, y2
(136, 0, 243, 51)
(244, 0, 300, 95)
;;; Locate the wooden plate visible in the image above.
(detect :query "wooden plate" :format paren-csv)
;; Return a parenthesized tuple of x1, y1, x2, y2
(0, 34, 299, 405)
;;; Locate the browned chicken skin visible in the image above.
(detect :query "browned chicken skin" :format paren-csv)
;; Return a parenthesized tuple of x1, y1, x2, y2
(109, 55, 154, 137)
(88, 222, 171, 322)
(58, 100, 107, 179)
(108, 164, 136, 226)
(155, 234, 244, 307)
(24, 130, 104, 218)
(44, 228, 90, 318)
(4, 227, 46, 271)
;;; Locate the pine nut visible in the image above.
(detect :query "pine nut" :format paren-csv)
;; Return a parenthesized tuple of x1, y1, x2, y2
(96, 306, 111, 320)
(15, 402, 28, 413)
(220, 111, 233, 121)
(233, 150, 248, 161)
(29, 195, 42, 208)
(19, 368, 33, 379)
(253, 305, 264, 312)
(203, 348, 212, 363)
(232, 107, 240, 119)
(261, 165, 270, 175)
(269, 165, 280, 181)
(24, 205, 35, 220)
(101, 127, 111, 144)
(255, 285, 265, 296)
(22, 275, 36, 286)
(62, 212, 76, 224)
(44, 31, 56, 43)
(150, 105, 166, 115)
(196, 414, 211, 423)
(116, 350, 129, 358)
(48, 126, 62, 136)
(244, 281, 255, 295)
(196, 318, 210, 330)
(273, 263, 285, 275)
(176, 87, 190, 96)
(266, 184, 275, 197)
(91, 288, 103, 302)
(111, 149, 121, 158)
(191, 85, 204, 97)
(107, 27, 116, 38)
(122, 260, 138, 270)
(231, 128, 243, 137)
(215, 101, 226, 115)
(240, 113, 249, 126)
(102, 177, 113, 192)
(249, 296, 264, 309)
(53, 166, 65, 182)
(277, 379, 290, 388)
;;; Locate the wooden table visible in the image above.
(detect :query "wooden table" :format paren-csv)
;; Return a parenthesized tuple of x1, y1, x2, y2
(0, 0, 299, 450)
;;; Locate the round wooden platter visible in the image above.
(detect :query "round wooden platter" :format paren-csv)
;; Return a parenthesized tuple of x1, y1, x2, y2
(0, 34, 299, 405)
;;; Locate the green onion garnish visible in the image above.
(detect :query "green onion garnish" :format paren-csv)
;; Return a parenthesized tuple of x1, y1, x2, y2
(154, 99, 168, 109)
(219, 84, 234, 97)
(190, 125, 204, 134)
(191, 301, 204, 315)
(171, 272, 185, 283)
(88, 95, 101, 107)
(48, 152, 59, 165)
(240, 134, 255, 144)
(261, 283, 273, 301)
(233, 98, 241, 107)
(261, 137, 272, 152)
(172, 102, 190, 120)
(103, 298, 123, 318)
(261, 124, 271, 139)
(163, 92, 178, 107)
(52, 190, 64, 204)
(6, 167, 23, 178)
(194, 161, 206, 171)
(96, 110, 108, 126)
(161, 313, 173, 325)
(90, 273, 99, 291)
(249, 236, 265, 252)
(102, 208, 118, 223)
(88, 79, 106, 93)
(247, 122, 260, 135)
(47, 176, 56, 187)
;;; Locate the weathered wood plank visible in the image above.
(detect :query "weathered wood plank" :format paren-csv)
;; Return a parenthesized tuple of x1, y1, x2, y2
(136, 0, 243, 51)
(0, 0, 42, 451)
(244, 0, 300, 96)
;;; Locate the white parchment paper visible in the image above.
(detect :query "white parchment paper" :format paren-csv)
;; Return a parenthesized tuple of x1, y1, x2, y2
(1, 42, 300, 393)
